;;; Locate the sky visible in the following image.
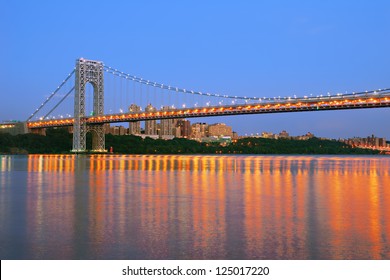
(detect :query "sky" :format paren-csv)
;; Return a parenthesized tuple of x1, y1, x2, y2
(1, 0, 390, 139)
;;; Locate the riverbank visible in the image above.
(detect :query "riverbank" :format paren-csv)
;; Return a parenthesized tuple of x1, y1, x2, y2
(0, 128, 381, 155)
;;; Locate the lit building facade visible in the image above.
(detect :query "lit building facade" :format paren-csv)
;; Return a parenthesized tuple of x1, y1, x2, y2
(176, 119, 191, 138)
(159, 106, 175, 137)
(145, 104, 157, 135)
(107, 125, 127, 135)
(208, 123, 233, 138)
(347, 135, 388, 148)
(128, 104, 141, 135)
(190, 122, 208, 140)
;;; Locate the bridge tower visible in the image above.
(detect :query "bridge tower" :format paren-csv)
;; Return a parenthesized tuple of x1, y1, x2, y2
(72, 58, 106, 153)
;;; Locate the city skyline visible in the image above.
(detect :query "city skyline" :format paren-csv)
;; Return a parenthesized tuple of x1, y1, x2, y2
(105, 110, 389, 146)
(1, 1, 390, 139)
(102, 101, 390, 141)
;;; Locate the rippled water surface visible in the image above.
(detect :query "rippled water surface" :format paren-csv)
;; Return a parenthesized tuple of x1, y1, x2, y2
(0, 154, 389, 259)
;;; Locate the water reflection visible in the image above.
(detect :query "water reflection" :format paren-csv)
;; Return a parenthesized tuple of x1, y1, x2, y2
(0, 154, 389, 259)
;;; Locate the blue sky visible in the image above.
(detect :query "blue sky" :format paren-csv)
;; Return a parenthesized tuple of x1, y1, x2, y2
(1, 0, 390, 138)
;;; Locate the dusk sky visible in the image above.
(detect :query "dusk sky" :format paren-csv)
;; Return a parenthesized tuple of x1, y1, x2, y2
(1, 0, 390, 139)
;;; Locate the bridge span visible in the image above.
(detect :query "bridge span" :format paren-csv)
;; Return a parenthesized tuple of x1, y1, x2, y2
(27, 90, 390, 129)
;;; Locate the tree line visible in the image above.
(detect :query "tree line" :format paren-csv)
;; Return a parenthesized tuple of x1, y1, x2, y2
(0, 128, 380, 155)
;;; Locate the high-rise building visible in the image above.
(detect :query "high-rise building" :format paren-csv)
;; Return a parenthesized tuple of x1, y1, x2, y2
(190, 122, 208, 140)
(128, 104, 141, 135)
(104, 123, 111, 134)
(208, 123, 233, 138)
(159, 106, 175, 137)
(378, 137, 387, 147)
(346, 135, 388, 148)
(173, 126, 182, 138)
(176, 119, 191, 138)
(145, 104, 157, 135)
(278, 130, 290, 139)
(108, 125, 127, 135)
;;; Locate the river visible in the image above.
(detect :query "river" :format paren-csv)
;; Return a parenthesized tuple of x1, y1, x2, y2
(0, 154, 389, 259)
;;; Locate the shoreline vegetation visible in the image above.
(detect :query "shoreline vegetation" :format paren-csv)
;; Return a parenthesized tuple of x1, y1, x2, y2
(0, 128, 382, 155)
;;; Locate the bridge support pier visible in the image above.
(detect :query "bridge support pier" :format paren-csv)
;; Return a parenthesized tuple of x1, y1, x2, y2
(89, 124, 106, 153)
(71, 58, 106, 153)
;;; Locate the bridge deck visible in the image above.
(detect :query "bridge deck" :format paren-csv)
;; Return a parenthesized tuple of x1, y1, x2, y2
(26, 94, 390, 129)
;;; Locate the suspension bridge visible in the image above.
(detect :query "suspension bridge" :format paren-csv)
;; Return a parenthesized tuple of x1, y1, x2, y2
(1, 58, 390, 153)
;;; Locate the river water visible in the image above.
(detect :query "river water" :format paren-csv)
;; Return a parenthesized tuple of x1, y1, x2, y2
(0, 154, 389, 259)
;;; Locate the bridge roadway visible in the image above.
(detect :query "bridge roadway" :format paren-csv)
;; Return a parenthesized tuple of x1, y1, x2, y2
(26, 92, 390, 129)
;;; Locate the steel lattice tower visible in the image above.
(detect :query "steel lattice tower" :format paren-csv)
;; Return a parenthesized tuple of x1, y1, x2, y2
(72, 58, 106, 153)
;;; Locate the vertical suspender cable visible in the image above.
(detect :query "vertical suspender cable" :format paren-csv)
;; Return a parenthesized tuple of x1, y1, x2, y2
(160, 87, 163, 110)
(132, 79, 136, 108)
(113, 74, 117, 114)
(168, 87, 171, 108)
(120, 75, 124, 112)
(126, 77, 129, 111)
(153, 86, 156, 109)
(140, 82, 143, 110)
(146, 83, 150, 105)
